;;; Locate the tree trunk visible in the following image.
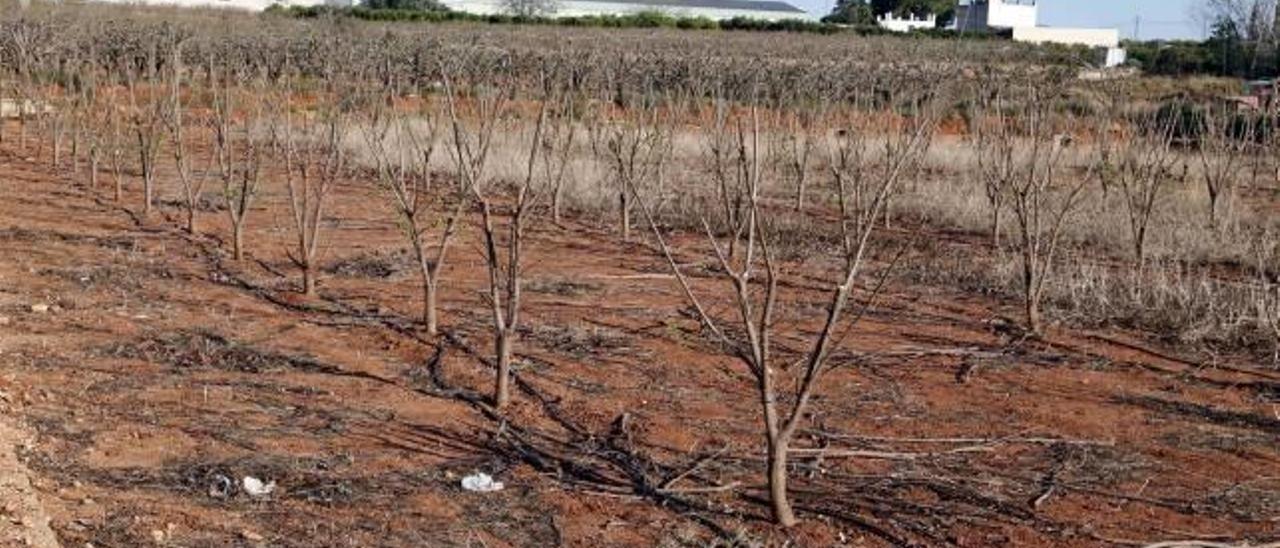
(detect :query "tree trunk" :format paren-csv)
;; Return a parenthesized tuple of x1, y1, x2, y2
(52, 128, 61, 169)
(186, 207, 197, 235)
(494, 331, 512, 408)
(423, 277, 439, 336)
(1025, 290, 1041, 335)
(794, 177, 806, 212)
(71, 126, 81, 176)
(552, 186, 563, 225)
(619, 191, 631, 242)
(1134, 225, 1146, 267)
(143, 170, 154, 215)
(302, 265, 316, 296)
(1023, 250, 1041, 334)
(991, 206, 1001, 249)
(232, 222, 245, 261)
(767, 437, 797, 527)
(1207, 188, 1219, 230)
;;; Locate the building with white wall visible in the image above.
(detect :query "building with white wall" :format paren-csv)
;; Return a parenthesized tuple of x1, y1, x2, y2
(950, 0, 1126, 68)
(954, 0, 1036, 32)
(1012, 26, 1126, 67)
(877, 11, 936, 32)
(1011, 26, 1118, 48)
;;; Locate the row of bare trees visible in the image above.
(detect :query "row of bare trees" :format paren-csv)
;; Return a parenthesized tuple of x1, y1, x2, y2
(6, 12, 1280, 529)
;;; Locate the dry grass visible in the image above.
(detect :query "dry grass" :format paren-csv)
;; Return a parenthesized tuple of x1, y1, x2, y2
(343, 112, 1280, 362)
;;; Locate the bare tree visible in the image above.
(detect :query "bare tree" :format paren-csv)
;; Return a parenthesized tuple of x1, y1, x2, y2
(784, 106, 819, 212)
(166, 44, 213, 234)
(594, 94, 671, 242)
(975, 83, 1090, 334)
(972, 90, 1009, 249)
(547, 82, 582, 226)
(75, 55, 106, 190)
(1197, 105, 1255, 231)
(281, 94, 348, 296)
(362, 98, 463, 335)
(633, 94, 938, 526)
(440, 63, 509, 406)
(1096, 110, 1184, 265)
(125, 68, 167, 216)
(442, 61, 577, 408)
(212, 69, 264, 262)
(107, 100, 128, 203)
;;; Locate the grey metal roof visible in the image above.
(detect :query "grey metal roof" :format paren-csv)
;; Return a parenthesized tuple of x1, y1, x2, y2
(567, 0, 808, 14)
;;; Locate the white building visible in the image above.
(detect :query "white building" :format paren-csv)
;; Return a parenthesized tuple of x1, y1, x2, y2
(954, 0, 1037, 32)
(952, 0, 1126, 68)
(439, 0, 811, 21)
(877, 11, 936, 32)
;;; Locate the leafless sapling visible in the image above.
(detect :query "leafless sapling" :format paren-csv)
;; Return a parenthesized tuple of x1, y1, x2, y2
(212, 69, 264, 261)
(125, 68, 167, 216)
(975, 83, 1091, 334)
(166, 44, 213, 234)
(281, 92, 348, 296)
(1096, 110, 1184, 266)
(632, 96, 938, 527)
(1196, 105, 1255, 231)
(593, 91, 672, 243)
(362, 96, 462, 335)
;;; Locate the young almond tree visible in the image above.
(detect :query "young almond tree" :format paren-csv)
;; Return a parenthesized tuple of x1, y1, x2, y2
(442, 61, 574, 409)
(166, 44, 213, 235)
(361, 96, 463, 336)
(440, 60, 510, 407)
(971, 86, 1010, 249)
(593, 91, 672, 243)
(281, 93, 348, 296)
(1096, 109, 1183, 266)
(125, 68, 167, 216)
(633, 91, 940, 526)
(212, 69, 264, 262)
(1196, 104, 1255, 231)
(784, 103, 820, 212)
(974, 81, 1091, 334)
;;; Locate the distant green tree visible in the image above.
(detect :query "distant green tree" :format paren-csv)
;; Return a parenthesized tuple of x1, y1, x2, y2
(827, 0, 951, 27)
(823, 0, 875, 25)
(1207, 16, 1249, 76)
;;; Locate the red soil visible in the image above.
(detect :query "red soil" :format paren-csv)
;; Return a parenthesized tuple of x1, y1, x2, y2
(0, 128, 1276, 547)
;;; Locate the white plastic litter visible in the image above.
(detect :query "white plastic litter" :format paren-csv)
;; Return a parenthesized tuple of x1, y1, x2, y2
(460, 473, 504, 493)
(242, 476, 277, 497)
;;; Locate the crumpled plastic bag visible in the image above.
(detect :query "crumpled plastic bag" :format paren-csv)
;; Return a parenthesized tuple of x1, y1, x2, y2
(460, 472, 504, 492)
(243, 476, 277, 497)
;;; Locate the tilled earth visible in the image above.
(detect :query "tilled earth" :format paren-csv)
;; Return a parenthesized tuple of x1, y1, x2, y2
(0, 140, 1278, 547)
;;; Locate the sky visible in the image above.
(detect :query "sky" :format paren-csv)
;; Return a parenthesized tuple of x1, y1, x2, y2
(796, 0, 1206, 40)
